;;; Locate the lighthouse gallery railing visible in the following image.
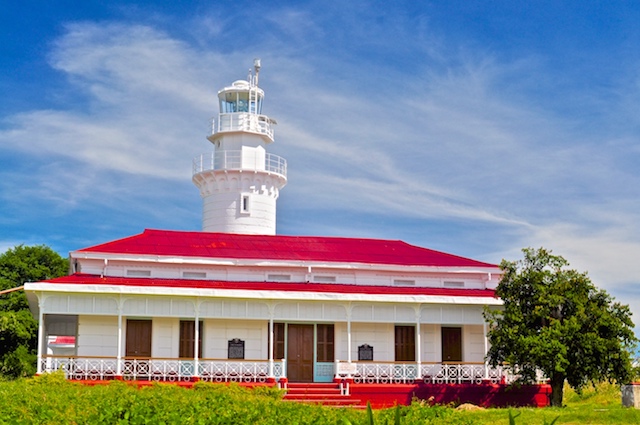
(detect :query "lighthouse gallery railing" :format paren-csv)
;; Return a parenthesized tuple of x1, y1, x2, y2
(192, 151, 287, 179)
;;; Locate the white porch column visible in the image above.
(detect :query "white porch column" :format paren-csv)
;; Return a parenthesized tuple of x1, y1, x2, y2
(483, 321, 489, 379)
(116, 298, 123, 376)
(193, 299, 200, 378)
(268, 303, 275, 378)
(346, 308, 352, 365)
(36, 294, 44, 374)
(268, 318, 274, 378)
(415, 306, 421, 377)
(346, 319, 353, 379)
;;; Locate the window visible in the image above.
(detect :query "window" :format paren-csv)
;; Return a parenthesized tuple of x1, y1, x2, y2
(316, 324, 335, 362)
(443, 281, 464, 288)
(183, 271, 207, 279)
(313, 276, 336, 283)
(241, 194, 250, 214)
(179, 321, 203, 358)
(45, 314, 78, 336)
(267, 274, 291, 282)
(394, 325, 416, 362)
(45, 315, 78, 353)
(441, 327, 462, 362)
(272, 323, 285, 360)
(127, 270, 151, 277)
(393, 279, 416, 286)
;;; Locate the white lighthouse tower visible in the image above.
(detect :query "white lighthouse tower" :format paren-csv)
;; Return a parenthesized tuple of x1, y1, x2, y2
(192, 60, 287, 235)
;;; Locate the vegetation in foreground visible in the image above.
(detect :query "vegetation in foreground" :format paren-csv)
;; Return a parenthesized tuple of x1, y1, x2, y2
(1, 373, 640, 424)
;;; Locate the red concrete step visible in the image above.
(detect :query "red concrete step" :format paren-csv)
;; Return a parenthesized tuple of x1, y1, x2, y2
(283, 398, 361, 407)
(286, 383, 341, 389)
(283, 383, 360, 407)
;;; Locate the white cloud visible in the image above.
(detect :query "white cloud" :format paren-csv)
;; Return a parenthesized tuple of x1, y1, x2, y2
(525, 220, 640, 290)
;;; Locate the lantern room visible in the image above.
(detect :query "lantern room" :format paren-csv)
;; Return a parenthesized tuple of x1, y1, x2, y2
(219, 80, 264, 114)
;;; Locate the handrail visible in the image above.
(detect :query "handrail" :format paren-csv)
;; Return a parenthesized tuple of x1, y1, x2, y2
(338, 360, 487, 365)
(212, 113, 274, 141)
(192, 151, 287, 179)
(41, 357, 286, 383)
(0, 286, 24, 295)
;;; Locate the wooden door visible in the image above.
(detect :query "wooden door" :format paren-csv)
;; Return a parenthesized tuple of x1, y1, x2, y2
(287, 324, 314, 382)
(441, 327, 462, 362)
(395, 325, 416, 361)
(125, 320, 152, 379)
(179, 320, 202, 359)
(316, 324, 334, 362)
(126, 320, 152, 357)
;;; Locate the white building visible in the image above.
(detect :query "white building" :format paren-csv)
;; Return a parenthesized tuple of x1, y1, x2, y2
(25, 61, 516, 395)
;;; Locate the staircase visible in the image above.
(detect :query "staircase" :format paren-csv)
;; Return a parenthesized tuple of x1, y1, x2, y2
(283, 383, 360, 407)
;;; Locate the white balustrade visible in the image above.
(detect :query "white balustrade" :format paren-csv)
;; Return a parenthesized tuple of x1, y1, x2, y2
(346, 362, 419, 384)
(42, 356, 118, 381)
(192, 151, 287, 178)
(420, 363, 487, 384)
(213, 113, 274, 140)
(41, 356, 527, 386)
(198, 359, 278, 383)
(335, 361, 523, 385)
(41, 356, 286, 383)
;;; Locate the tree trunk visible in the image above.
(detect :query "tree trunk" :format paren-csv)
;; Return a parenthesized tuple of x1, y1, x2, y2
(549, 373, 565, 407)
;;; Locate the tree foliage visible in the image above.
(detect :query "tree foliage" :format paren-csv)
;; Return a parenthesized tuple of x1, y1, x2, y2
(485, 247, 637, 407)
(0, 245, 68, 378)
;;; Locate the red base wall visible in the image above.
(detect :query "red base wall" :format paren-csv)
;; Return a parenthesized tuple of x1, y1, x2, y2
(68, 378, 550, 409)
(349, 383, 551, 408)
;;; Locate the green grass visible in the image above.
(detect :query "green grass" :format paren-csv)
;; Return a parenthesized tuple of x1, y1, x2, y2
(0, 374, 639, 424)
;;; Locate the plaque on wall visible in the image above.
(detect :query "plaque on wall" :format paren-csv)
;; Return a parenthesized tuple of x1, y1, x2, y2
(358, 344, 373, 361)
(228, 338, 245, 359)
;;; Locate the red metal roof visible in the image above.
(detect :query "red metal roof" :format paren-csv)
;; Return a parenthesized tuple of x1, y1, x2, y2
(76, 229, 497, 268)
(43, 273, 496, 298)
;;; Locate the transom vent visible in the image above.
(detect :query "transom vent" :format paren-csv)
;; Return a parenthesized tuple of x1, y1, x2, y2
(393, 279, 416, 286)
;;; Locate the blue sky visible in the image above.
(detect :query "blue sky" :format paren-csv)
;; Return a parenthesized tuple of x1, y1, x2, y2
(2, 1, 640, 320)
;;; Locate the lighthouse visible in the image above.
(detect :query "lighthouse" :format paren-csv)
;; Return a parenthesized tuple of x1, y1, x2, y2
(192, 60, 287, 235)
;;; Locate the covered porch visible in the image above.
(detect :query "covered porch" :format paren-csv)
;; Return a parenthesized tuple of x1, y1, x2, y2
(31, 284, 512, 387)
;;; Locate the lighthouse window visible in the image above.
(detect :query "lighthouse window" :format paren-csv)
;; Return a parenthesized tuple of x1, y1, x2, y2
(220, 100, 234, 113)
(241, 195, 250, 213)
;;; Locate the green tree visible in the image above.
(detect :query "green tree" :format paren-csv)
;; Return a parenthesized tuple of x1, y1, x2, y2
(485, 247, 637, 407)
(0, 245, 68, 378)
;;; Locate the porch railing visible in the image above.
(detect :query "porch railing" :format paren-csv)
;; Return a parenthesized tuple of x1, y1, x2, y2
(199, 359, 286, 383)
(41, 356, 286, 383)
(335, 361, 524, 385)
(41, 356, 531, 385)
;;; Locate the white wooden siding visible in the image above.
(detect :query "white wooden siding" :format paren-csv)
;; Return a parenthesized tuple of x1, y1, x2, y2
(464, 325, 486, 363)
(204, 319, 266, 360)
(152, 318, 177, 358)
(77, 316, 118, 357)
